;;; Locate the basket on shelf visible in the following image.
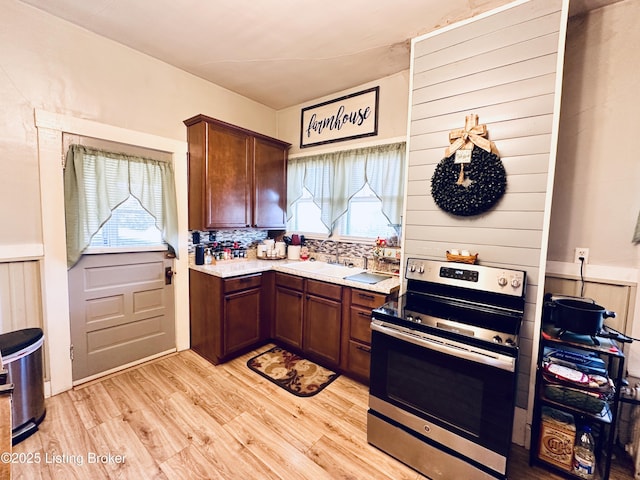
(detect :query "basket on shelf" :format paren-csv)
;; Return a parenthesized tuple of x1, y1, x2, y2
(445, 251, 478, 264)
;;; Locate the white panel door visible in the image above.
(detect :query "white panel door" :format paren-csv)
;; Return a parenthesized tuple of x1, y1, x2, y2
(68, 251, 175, 381)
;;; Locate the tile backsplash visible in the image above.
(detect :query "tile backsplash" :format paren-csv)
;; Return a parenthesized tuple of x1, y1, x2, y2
(188, 230, 401, 273)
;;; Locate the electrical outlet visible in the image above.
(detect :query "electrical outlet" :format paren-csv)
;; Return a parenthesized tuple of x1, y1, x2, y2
(574, 247, 589, 264)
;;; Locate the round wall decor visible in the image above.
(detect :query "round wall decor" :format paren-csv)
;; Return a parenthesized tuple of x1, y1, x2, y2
(431, 145, 506, 216)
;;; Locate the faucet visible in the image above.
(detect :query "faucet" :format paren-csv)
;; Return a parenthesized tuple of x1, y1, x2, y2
(318, 238, 340, 264)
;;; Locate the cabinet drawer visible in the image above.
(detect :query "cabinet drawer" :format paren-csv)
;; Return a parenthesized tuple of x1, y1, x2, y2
(350, 306, 373, 344)
(306, 279, 342, 301)
(347, 340, 371, 379)
(275, 272, 304, 291)
(351, 289, 387, 309)
(224, 274, 262, 293)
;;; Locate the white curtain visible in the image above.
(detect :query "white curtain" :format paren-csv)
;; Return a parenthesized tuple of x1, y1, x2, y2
(64, 144, 179, 268)
(287, 142, 405, 233)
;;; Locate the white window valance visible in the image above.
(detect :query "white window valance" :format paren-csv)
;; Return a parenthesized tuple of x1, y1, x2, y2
(287, 142, 406, 234)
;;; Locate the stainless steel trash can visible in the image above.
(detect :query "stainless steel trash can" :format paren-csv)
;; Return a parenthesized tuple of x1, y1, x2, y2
(0, 328, 45, 444)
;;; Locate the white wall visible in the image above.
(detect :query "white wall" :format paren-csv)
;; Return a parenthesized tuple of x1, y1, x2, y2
(276, 71, 410, 156)
(0, 0, 277, 251)
(548, 0, 640, 270)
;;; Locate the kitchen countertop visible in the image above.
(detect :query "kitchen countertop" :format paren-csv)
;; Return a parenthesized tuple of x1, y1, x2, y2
(190, 259, 400, 294)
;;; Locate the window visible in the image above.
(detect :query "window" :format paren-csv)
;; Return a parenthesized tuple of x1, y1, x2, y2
(89, 196, 165, 248)
(286, 142, 405, 239)
(339, 184, 398, 238)
(287, 188, 329, 235)
(64, 144, 179, 267)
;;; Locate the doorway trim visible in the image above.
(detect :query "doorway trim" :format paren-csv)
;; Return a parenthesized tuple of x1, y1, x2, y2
(35, 109, 189, 395)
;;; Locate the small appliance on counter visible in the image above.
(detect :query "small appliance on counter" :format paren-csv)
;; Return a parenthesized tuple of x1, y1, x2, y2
(542, 293, 632, 345)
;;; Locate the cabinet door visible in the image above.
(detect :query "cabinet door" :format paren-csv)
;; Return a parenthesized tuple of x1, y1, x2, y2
(206, 123, 251, 228)
(304, 294, 342, 367)
(189, 269, 222, 364)
(347, 341, 371, 380)
(252, 137, 287, 229)
(223, 287, 261, 356)
(273, 286, 304, 349)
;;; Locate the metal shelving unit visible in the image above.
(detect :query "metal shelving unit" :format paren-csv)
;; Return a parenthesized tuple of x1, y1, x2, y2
(530, 325, 625, 480)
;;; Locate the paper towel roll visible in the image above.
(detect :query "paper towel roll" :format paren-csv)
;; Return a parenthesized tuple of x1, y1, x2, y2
(287, 245, 301, 260)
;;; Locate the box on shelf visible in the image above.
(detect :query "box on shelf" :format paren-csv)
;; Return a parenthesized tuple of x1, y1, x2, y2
(538, 406, 576, 472)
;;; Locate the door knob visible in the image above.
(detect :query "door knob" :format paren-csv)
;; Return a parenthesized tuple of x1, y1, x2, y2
(165, 267, 175, 285)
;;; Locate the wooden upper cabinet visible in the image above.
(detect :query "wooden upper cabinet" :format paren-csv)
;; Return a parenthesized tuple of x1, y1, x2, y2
(206, 122, 251, 229)
(184, 114, 290, 230)
(253, 137, 288, 229)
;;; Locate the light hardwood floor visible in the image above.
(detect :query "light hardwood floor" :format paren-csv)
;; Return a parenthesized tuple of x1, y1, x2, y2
(11, 345, 636, 479)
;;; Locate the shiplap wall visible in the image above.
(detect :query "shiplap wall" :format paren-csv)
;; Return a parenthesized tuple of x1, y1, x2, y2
(405, 0, 565, 411)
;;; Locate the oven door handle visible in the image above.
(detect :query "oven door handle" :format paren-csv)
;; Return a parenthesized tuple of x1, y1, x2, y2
(371, 321, 516, 372)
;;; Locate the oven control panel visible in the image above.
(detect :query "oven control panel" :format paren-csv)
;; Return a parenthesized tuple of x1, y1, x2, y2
(405, 258, 526, 297)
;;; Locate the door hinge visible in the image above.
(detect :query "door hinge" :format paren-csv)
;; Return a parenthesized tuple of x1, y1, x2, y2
(70, 344, 74, 361)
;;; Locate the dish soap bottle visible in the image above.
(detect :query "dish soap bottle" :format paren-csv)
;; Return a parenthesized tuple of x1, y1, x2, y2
(573, 425, 596, 479)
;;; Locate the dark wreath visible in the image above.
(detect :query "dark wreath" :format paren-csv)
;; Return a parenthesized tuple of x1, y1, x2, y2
(431, 146, 506, 216)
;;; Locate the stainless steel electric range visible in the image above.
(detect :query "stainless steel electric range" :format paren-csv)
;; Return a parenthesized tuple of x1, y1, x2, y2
(367, 258, 526, 480)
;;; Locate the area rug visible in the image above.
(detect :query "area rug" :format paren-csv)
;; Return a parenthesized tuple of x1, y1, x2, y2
(247, 346, 339, 397)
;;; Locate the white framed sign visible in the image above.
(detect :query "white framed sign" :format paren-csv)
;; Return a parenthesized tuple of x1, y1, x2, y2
(300, 86, 379, 148)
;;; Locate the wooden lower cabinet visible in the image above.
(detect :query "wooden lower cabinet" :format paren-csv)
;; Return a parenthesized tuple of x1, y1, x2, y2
(189, 269, 267, 364)
(191, 269, 397, 382)
(273, 274, 343, 369)
(273, 276, 304, 348)
(304, 288, 342, 367)
(223, 279, 262, 356)
(343, 288, 394, 383)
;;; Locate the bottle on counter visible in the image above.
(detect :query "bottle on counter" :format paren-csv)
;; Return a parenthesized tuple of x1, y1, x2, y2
(573, 425, 596, 479)
(195, 245, 205, 265)
(204, 248, 213, 265)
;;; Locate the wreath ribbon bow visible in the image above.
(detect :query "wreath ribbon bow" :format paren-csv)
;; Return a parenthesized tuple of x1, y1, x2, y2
(444, 114, 496, 157)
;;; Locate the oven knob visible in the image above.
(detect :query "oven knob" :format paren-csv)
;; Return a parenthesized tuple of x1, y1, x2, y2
(418, 265, 425, 274)
(415, 316, 422, 324)
(497, 275, 508, 287)
(492, 335, 503, 344)
(407, 314, 414, 322)
(505, 338, 516, 347)
(410, 264, 416, 272)
(511, 277, 521, 288)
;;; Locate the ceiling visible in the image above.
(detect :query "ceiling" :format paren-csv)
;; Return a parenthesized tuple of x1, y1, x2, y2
(20, 0, 622, 110)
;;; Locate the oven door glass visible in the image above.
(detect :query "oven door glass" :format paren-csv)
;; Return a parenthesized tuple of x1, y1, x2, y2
(369, 327, 517, 456)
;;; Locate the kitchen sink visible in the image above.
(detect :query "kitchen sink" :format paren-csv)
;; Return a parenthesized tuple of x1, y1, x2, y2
(343, 272, 393, 284)
(281, 261, 365, 279)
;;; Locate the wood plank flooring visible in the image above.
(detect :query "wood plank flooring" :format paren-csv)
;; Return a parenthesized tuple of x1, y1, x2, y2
(11, 345, 636, 479)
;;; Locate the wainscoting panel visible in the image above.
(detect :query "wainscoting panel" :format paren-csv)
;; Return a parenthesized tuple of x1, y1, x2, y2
(0, 260, 43, 334)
